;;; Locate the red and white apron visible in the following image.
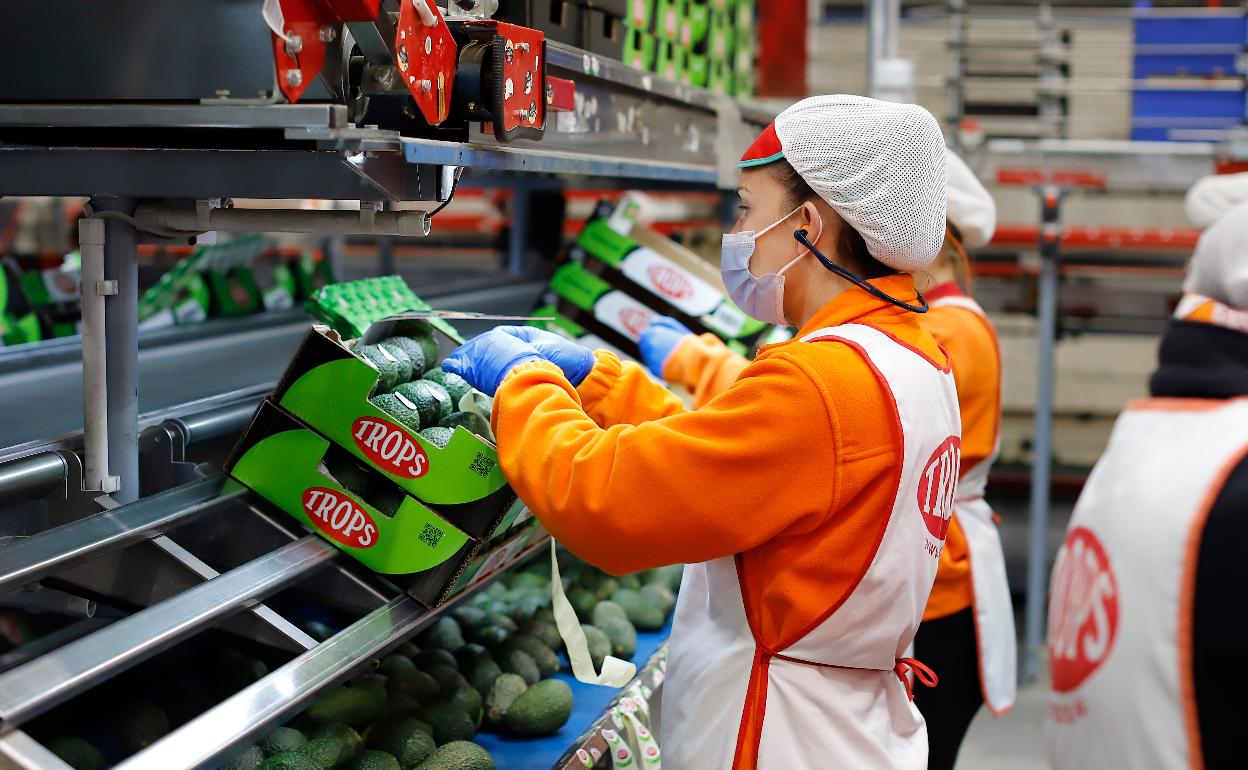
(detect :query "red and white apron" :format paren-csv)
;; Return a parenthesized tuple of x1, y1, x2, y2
(659, 323, 961, 769)
(930, 294, 1017, 714)
(1045, 398, 1248, 770)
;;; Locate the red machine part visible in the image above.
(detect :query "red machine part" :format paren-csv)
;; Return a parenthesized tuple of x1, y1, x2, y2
(270, 0, 380, 103)
(488, 21, 546, 139)
(395, 0, 458, 125)
(995, 167, 1108, 190)
(546, 76, 575, 112)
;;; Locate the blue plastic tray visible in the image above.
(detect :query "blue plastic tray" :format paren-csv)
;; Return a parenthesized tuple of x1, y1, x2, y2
(1134, 14, 1247, 47)
(1133, 51, 1241, 78)
(1131, 85, 1246, 119)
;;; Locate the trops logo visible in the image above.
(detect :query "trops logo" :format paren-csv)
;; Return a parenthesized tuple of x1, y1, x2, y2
(618, 307, 653, 339)
(917, 436, 961, 541)
(352, 416, 430, 478)
(1048, 526, 1119, 693)
(302, 487, 377, 548)
(645, 263, 693, 300)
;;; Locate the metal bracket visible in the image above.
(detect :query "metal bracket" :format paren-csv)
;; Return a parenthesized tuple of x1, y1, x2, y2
(95, 280, 118, 296)
(359, 200, 380, 229)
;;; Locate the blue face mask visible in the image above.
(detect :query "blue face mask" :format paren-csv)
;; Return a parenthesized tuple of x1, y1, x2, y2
(720, 206, 809, 325)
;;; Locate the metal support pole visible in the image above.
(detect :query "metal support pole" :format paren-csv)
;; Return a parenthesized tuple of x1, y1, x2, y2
(1022, 185, 1063, 683)
(507, 185, 530, 277)
(867, 0, 901, 97)
(92, 197, 140, 505)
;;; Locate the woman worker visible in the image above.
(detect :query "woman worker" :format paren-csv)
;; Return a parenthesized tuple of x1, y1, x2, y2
(445, 95, 960, 769)
(1045, 182, 1248, 770)
(637, 149, 1017, 769)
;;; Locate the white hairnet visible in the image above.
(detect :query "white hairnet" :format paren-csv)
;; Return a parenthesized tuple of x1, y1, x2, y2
(1185, 172, 1248, 228)
(773, 95, 948, 272)
(944, 149, 996, 249)
(1186, 199, 1248, 309)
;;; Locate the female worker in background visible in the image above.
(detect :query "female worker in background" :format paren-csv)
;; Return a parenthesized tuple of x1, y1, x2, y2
(1045, 179, 1248, 770)
(638, 149, 1017, 770)
(444, 95, 959, 769)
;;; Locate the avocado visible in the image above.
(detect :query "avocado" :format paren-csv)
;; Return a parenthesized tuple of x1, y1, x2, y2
(437, 412, 491, 441)
(505, 635, 560, 678)
(442, 686, 484, 728)
(502, 679, 574, 737)
(465, 656, 503, 694)
(454, 642, 490, 667)
(422, 370, 471, 405)
(641, 582, 677, 615)
(413, 649, 458, 671)
(308, 722, 363, 763)
(646, 564, 685, 592)
(418, 426, 454, 450)
(591, 600, 629, 626)
(506, 571, 550, 591)
(377, 339, 416, 382)
(414, 741, 492, 770)
(387, 692, 421, 716)
(381, 336, 428, 376)
(355, 674, 390, 702)
(532, 606, 556, 625)
(346, 749, 402, 770)
(356, 344, 405, 392)
(306, 685, 385, 728)
(304, 620, 337, 642)
(497, 648, 540, 686)
(425, 664, 470, 697)
(483, 674, 527, 731)
(404, 331, 442, 375)
(116, 700, 170, 754)
(520, 620, 563, 651)
(45, 736, 104, 770)
(415, 703, 477, 745)
(221, 744, 264, 770)
(420, 617, 465, 652)
(610, 588, 666, 631)
(386, 660, 438, 702)
(594, 616, 638, 659)
(450, 606, 487, 628)
(367, 717, 436, 769)
(370, 393, 424, 432)
(256, 751, 305, 770)
(217, 655, 269, 695)
(580, 624, 612, 670)
(364, 715, 432, 745)
(565, 587, 597, 620)
(297, 736, 341, 770)
(396, 641, 421, 659)
(617, 573, 642, 590)
(395, 381, 453, 429)
(259, 727, 307, 757)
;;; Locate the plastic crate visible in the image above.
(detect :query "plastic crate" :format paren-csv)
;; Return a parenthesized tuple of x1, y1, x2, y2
(1133, 14, 1247, 47)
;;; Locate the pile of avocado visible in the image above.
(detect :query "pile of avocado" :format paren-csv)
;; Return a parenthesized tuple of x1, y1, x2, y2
(553, 560, 682, 666)
(358, 330, 490, 449)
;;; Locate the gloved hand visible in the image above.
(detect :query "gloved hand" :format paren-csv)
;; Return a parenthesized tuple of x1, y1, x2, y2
(493, 325, 596, 386)
(639, 316, 694, 377)
(442, 328, 543, 397)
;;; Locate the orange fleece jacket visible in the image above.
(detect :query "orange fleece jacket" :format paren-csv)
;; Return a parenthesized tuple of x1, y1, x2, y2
(491, 274, 950, 648)
(659, 280, 1002, 621)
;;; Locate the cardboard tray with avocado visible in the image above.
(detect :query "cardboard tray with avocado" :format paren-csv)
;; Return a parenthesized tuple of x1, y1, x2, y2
(272, 319, 516, 533)
(226, 400, 479, 606)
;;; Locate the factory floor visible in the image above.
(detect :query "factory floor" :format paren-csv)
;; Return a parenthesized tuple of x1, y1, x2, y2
(958, 660, 1050, 769)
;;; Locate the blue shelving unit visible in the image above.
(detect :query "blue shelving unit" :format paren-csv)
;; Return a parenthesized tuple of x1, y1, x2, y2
(1130, 9, 1247, 142)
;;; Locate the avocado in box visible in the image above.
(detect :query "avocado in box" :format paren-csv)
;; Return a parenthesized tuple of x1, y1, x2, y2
(272, 317, 516, 539)
(226, 400, 477, 606)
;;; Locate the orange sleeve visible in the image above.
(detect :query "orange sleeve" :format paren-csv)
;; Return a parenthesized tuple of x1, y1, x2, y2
(491, 352, 838, 574)
(921, 306, 1001, 472)
(574, 350, 687, 428)
(662, 333, 752, 409)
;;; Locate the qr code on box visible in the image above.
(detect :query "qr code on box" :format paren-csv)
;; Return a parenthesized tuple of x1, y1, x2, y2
(418, 523, 444, 548)
(469, 452, 496, 477)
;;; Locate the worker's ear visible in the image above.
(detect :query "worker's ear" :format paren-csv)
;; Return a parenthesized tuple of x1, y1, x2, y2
(799, 200, 824, 252)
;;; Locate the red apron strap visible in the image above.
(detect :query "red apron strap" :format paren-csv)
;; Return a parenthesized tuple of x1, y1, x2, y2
(894, 657, 939, 701)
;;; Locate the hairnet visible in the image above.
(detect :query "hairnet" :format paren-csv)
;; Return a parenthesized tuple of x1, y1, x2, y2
(944, 149, 996, 249)
(760, 95, 948, 272)
(1186, 199, 1248, 309)
(1185, 172, 1248, 229)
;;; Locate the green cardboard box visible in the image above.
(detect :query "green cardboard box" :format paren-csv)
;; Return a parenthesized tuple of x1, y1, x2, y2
(708, 0, 734, 11)
(708, 57, 735, 95)
(655, 0, 684, 41)
(707, 9, 734, 60)
(655, 39, 687, 82)
(735, 63, 754, 97)
(530, 302, 641, 364)
(735, 0, 753, 32)
(227, 400, 478, 607)
(272, 319, 515, 525)
(679, 1, 709, 48)
(624, 0, 654, 29)
(684, 51, 709, 87)
(206, 266, 263, 317)
(446, 520, 547, 600)
(624, 27, 656, 69)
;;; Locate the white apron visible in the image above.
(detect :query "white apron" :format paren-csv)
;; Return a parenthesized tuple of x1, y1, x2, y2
(1045, 398, 1248, 770)
(930, 294, 1017, 714)
(659, 323, 961, 769)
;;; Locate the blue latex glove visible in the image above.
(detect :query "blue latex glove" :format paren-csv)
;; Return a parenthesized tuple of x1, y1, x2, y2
(638, 316, 694, 377)
(495, 325, 595, 386)
(442, 328, 543, 397)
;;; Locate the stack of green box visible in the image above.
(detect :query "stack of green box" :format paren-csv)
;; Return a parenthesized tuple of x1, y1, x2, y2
(623, 0, 753, 97)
